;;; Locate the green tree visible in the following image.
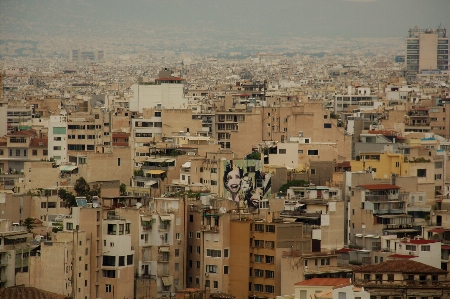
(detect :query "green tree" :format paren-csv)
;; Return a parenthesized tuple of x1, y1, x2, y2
(58, 188, 77, 208)
(120, 183, 127, 196)
(74, 177, 90, 197)
(23, 217, 35, 232)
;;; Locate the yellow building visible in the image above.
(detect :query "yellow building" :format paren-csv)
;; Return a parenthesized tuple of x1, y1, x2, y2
(350, 150, 408, 179)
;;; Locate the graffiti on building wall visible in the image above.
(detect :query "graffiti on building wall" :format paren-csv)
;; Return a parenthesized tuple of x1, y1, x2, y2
(222, 159, 271, 210)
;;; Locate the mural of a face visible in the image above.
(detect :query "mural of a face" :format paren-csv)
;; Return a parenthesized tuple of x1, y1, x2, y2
(241, 175, 253, 193)
(226, 168, 242, 193)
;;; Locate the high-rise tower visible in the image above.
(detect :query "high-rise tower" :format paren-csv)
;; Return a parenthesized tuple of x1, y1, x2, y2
(406, 26, 449, 82)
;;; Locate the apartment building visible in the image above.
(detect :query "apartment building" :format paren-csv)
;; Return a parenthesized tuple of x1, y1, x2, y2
(353, 260, 450, 298)
(349, 184, 418, 246)
(229, 220, 312, 299)
(116, 196, 186, 297)
(23, 230, 90, 298)
(281, 252, 352, 297)
(130, 70, 186, 113)
(406, 26, 449, 82)
(0, 219, 34, 288)
(62, 206, 135, 299)
(48, 115, 68, 164)
(185, 199, 235, 294)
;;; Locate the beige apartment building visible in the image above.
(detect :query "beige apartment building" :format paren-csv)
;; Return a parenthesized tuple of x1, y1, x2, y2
(62, 206, 135, 299)
(229, 220, 312, 299)
(22, 230, 90, 299)
(116, 196, 186, 298)
(185, 198, 236, 294)
(280, 251, 352, 297)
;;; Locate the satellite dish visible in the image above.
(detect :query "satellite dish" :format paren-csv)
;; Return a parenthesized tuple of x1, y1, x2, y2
(220, 207, 227, 214)
(136, 203, 143, 208)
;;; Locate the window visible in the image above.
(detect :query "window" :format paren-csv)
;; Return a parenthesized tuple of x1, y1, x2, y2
(66, 222, 73, 230)
(105, 284, 112, 293)
(196, 261, 200, 268)
(119, 256, 125, 266)
(265, 255, 274, 264)
(265, 285, 274, 293)
(102, 270, 115, 278)
(298, 150, 303, 154)
(421, 245, 430, 251)
(206, 249, 222, 257)
(224, 249, 229, 257)
(32, 149, 37, 156)
(254, 224, 264, 232)
(224, 265, 229, 274)
(196, 246, 201, 254)
(254, 284, 263, 292)
(266, 225, 275, 232)
(405, 245, 416, 251)
(213, 281, 218, 289)
(388, 274, 394, 282)
(196, 232, 201, 239)
(118, 158, 121, 166)
(417, 169, 426, 177)
(310, 169, 316, 175)
(395, 162, 400, 167)
(364, 274, 371, 281)
(308, 150, 318, 155)
(254, 269, 264, 277)
(206, 265, 218, 273)
(279, 149, 286, 154)
(265, 270, 274, 278)
(16, 149, 20, 156)
(189, 231, 193, 238)
(324, 123, 332, 128)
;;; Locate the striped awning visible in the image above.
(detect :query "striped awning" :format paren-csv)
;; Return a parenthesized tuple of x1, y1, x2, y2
(59, 165, 78, 172)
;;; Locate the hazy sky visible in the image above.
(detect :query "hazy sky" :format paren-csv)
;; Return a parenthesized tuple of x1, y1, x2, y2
(1, 0, 449, 39)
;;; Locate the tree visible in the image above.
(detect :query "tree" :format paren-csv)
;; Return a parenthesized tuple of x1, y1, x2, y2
(120, 183, 127, 196)
(58, 188, 77, 208)
(23, 217, 35, 232)
(74, 177, 90, 197)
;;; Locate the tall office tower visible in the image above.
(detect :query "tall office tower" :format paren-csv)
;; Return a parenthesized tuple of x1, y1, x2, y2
(406, 26, 449, 82)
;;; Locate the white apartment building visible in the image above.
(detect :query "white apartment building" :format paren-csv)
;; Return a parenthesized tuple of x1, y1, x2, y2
(48, 115, 68, 164)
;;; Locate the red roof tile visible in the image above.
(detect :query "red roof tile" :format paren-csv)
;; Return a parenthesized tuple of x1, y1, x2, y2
(353, 260, 447, 274)
(8, 129, 37, 137)
(358, 184, 400, 190)
(401, 239, 437, 245)
(336, 248, 355, 253)
(29, 137, 48, 147)
(388, 254, 417, 259)
(295, 278, 351, 286)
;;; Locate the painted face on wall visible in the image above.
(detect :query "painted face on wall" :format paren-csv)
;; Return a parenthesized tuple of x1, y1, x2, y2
(241, 176, 252, 193)
(226, 168, 242, 193)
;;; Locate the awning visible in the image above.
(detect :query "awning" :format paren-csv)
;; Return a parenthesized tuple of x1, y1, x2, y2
(159, 246, 170, 252)
(144, 180, 157, 186)
(160, 215, 171, 221)
(182, 161, 191, 168)
(442, 245, 450, 250)
(429, 228, 445, 233)
(59, 165, 78, 172)
(6, 234, 31, 240)
(282, 217, 298, 223)
(147, 170, 166, 175)
(141, 216, 152, 221)
(355, 234, 363, 237)
(165, 159, 175, 163)
(161, 276, 171, 286)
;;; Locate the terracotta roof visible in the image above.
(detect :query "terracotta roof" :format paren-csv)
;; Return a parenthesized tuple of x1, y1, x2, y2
(8, 129, 37, 137)
(0, 286, 68, 299)
(388, 254, 418, 259)
(401, 239, 437, 245)
(336, 161, 351, 168)
(353, 260, 447, 274)
(358, 184, 400, 190)
(294, 278, 351, 286)
(29, 137, 48, 147)
(336, 248, 355, 253)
